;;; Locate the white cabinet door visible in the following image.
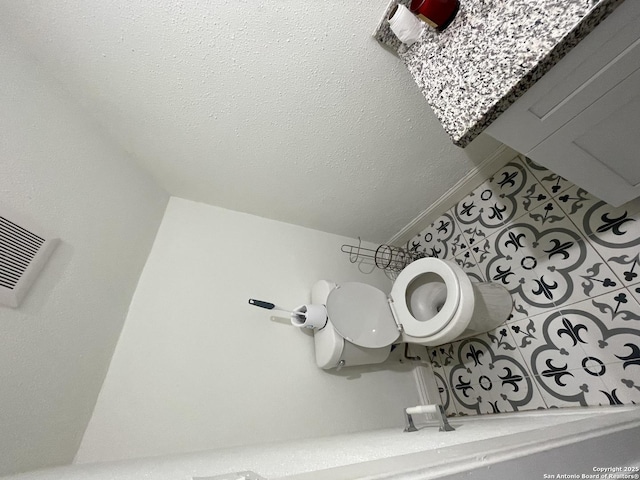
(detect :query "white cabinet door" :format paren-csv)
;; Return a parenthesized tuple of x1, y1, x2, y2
(485, 1, 640, 155)
(484, 0, 640, 206)
(529, 61, 640, 206)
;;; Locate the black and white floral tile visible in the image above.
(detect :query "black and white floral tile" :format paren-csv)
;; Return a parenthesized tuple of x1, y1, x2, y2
(411, 155, 640, 416)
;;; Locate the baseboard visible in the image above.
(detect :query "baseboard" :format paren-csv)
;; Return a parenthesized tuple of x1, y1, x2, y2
(387, 144, 518, 247)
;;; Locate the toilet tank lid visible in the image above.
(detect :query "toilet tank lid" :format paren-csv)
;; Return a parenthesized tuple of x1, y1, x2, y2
(326, 282, 400, 349)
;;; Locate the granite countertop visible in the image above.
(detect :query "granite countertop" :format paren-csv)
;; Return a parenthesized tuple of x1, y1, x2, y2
(374, 0, 625, 147)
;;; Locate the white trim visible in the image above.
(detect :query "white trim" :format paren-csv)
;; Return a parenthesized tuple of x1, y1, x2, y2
(411, 364, 433, 405)
(387, 145, 518, 247)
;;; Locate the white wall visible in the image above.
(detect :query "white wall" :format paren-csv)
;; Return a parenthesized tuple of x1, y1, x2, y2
(75, 197, 421, 464)
(0, 1, 503, 243)
(0, 30, 169, 475)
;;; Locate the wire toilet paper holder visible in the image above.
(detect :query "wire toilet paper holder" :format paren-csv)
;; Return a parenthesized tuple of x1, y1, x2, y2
(341, 237, 424, 274)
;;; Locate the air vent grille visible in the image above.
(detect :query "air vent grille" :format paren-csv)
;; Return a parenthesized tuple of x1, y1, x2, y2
(0, 212, 58, 308)
(0, 216, 45, 290)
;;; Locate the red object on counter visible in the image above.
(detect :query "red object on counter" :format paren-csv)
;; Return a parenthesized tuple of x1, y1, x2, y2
(410, 0, 460, 31)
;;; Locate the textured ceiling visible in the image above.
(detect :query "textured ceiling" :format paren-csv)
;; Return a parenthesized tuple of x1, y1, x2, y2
(0, 0, 500, 243)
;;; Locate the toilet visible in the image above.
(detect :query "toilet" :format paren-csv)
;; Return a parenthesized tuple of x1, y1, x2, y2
(313, 257, 512, 370)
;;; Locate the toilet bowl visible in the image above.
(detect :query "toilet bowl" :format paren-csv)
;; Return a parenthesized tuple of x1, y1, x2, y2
(312, 257, 512, 370)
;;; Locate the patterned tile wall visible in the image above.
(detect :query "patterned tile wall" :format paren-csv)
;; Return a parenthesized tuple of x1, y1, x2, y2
(407, 155, 640, 415)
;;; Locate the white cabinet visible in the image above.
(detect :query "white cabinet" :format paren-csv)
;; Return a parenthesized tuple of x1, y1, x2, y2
(485, 0, 640, 206)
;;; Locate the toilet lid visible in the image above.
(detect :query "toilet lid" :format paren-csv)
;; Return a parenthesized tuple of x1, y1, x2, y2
(326, 282, 400, 349)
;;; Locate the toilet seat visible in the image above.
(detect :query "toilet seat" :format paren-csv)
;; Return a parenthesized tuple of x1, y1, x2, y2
(326, 259, 466, 349)
(390, 258, 463, 339)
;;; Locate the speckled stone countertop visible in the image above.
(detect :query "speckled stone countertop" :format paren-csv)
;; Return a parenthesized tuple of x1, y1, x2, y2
(374, 0, 625, 147)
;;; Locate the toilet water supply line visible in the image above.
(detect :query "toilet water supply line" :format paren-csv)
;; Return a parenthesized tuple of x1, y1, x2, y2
(248, 298, 328, 330)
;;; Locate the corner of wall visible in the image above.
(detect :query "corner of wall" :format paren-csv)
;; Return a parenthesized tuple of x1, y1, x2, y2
(387, 144, 518, 246)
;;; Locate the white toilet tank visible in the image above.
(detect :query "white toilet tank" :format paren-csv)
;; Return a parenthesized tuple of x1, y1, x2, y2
(312, 280, 392, 370)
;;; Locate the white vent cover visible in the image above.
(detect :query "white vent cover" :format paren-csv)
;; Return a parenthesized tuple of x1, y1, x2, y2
(0, 214, 58, 308)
